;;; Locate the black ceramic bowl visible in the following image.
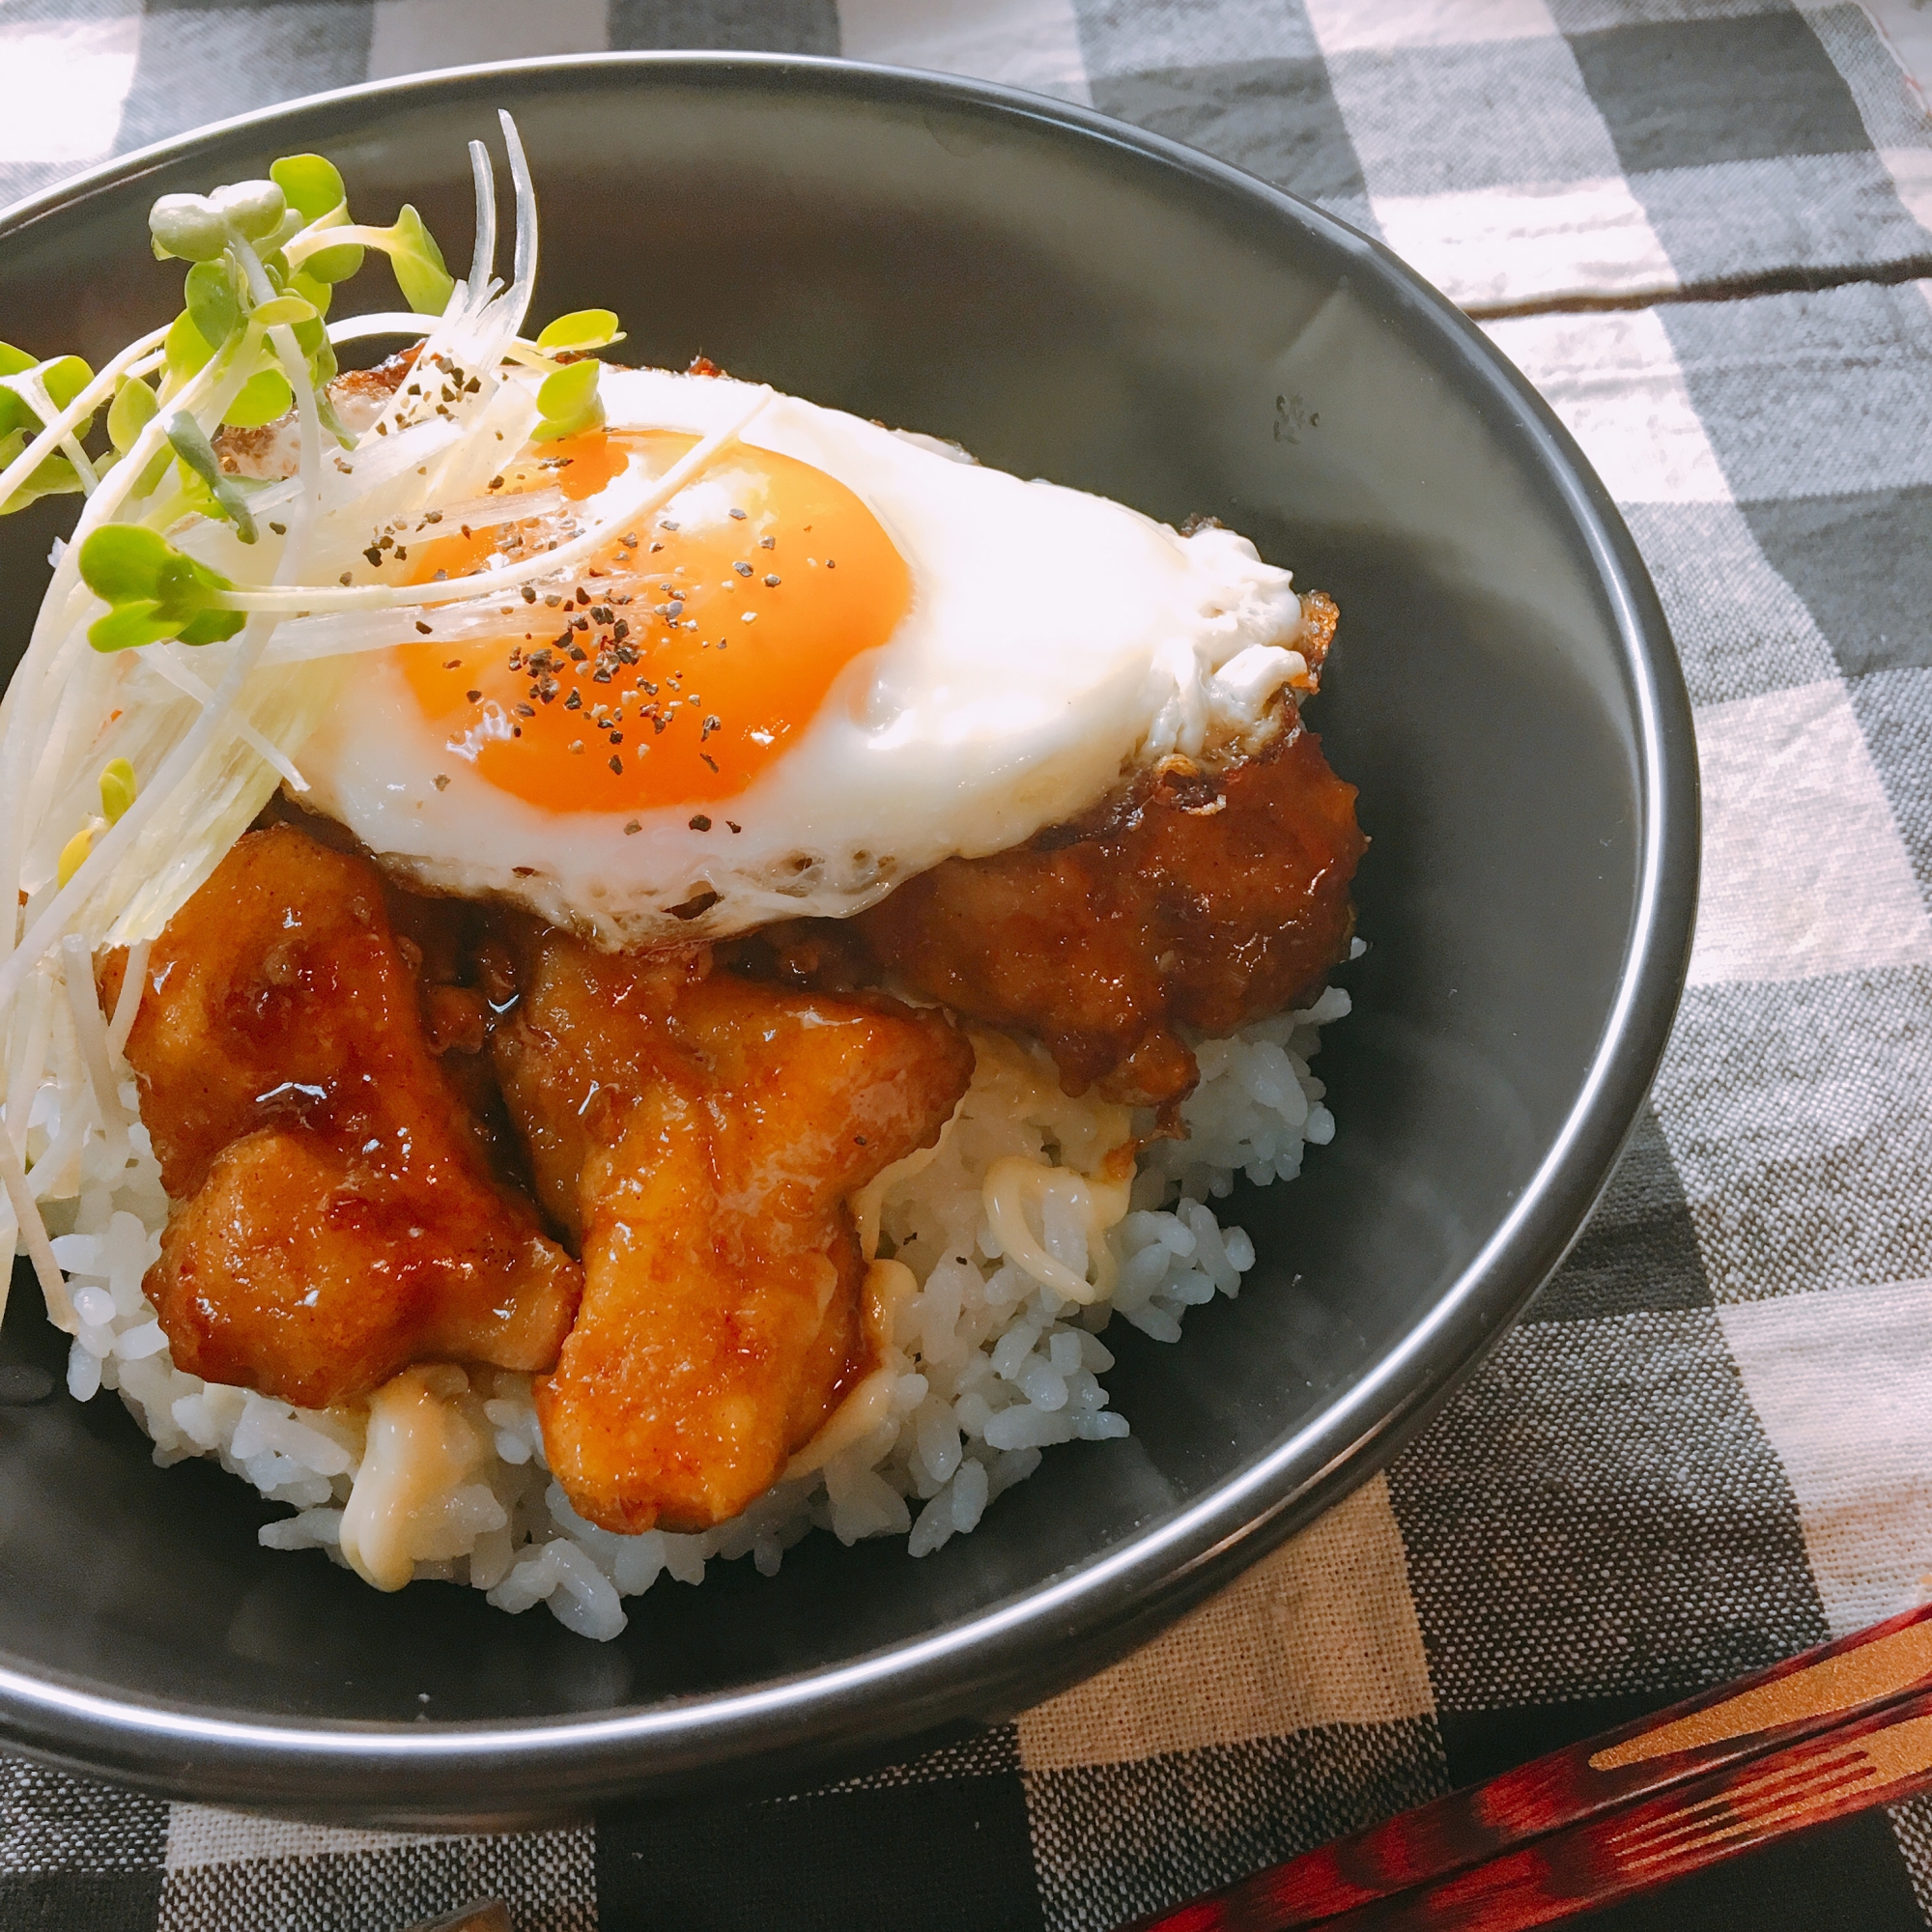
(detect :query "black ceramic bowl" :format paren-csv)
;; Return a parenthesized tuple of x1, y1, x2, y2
(0, 55, 1696, 1824)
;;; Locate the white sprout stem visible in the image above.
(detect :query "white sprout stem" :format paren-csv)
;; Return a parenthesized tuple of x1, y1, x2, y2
(0, 327, 170, 514)
(279, 322, 324, 512)
(0, 344, 242, 966)
(501, 111, 536, 309)
(0, 608, 282, 1324)
(337, 266, 491, 462)
(105, 938, 149, 1059)
(37, 382, 100, 497)
(56, 425, 99, 495)
(0, 1127, 70, 1332)
(1, 118, 547, 1325)
(231, 236, 323, 515)
(284, 222, 434, 266)
(0, 974, 50, 1337)
(144, 646, 309, 789)
(0, 303, 314, 1013)
(279, 201, 355, 261)
(497, 337, 618, 372)
(0, 308, 304, 1329)
(18, 631, 101, 842)
(37, 995, 84, 1196)
(466, 139, 497, 310)
(216, 388, 773, 616)
(0, 1189, 13, 1336)
(411, 484, 562, 531)
(4, 967, 52, 1162)
(325, 311, 440, 346)
(61, 932, 128, 1166)
(2, 368, 99, 497)
(0, 611, 278, 1020)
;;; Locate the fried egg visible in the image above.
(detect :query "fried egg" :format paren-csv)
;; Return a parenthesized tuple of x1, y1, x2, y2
(295, 368, 1318, 944)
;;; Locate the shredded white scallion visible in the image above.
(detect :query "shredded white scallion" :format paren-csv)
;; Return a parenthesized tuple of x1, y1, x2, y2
(139, 646, 311, 791)
(211, 394, 770, 620)
(60, 933, 128, 1167)
(105, 939, 149, 1059)
(0, 114, 761, 1356)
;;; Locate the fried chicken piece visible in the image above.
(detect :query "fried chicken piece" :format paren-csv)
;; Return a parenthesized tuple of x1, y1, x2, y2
(487, 932, 705, 1247)
(494, 933, 974, 1533)
(856, 716, 1366, 1116)
(112, 824, 580, 1410)
(152, 1126, 574, 1411)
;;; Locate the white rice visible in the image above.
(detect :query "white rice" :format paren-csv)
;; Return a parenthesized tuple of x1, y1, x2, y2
(28, 985, 1350, 1642)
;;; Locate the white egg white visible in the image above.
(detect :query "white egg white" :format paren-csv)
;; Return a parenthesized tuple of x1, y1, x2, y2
(295, 368, 1318, 945)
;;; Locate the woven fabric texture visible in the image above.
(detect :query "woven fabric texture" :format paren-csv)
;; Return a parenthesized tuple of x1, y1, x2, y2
(6, 1, 1932, 1926)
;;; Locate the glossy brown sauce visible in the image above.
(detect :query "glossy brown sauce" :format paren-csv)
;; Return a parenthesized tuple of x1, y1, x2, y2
(500, 929, 973, 1532)
(110, 648, 1362, 1529)
(811, 715, 1364, 1120)
(106, 825, 580, 1412)
(111, 822, 971, 1531)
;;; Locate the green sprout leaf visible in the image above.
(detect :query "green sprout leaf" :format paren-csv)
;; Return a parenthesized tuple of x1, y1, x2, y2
(221, 368, 293, 430)
(0, 346, 94, 429)
(150, 180, 288, 266)
(165, 412, 257, 542)
(0, 353, 37, 440)
(107, 375, 157, 454)
(98, 758, 136, 824)
(77, 525, 244, 653)
(269, 155, 356, 274)
(55, 824, 95, 889)
(37, 355, 93, 412)
(249, 293, 318, 332)
(300, 222, 365, 286)
(269, 154, 344, 225)
(536, 309, 626, 355)
(164, 309, 216, 385)
(0, 344, 97, 513)
(79, 526, 169, 603)
(99, 376, 170, 496)
(149, 193, 231, 263)
(313, 384, 355, 447)
(286, 270, 333, 318)
(531, 356, 605, 443)
(384, 205, 453, 315)
(0, 436, 80, 514)
(208, 180, 287, 242)
(184, 258, 242, 351)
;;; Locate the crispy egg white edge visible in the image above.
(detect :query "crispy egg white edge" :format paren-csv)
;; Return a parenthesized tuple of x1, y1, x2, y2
(293, 369, 1313, 944)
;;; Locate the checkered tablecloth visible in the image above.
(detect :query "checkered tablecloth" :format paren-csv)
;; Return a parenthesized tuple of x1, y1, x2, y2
(7, 0, 1932, 1926)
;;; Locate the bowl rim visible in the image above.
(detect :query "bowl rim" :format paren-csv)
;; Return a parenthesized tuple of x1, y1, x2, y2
(0, 49, 1699, 1820)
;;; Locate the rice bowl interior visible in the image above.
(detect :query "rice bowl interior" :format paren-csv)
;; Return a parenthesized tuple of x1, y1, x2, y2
(0, 61, 1692, 1818)
(0, 118, 1367, 1642)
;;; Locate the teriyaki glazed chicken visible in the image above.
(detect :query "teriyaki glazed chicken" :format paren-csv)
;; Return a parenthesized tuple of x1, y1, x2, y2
(0, 119, 1364, 1638)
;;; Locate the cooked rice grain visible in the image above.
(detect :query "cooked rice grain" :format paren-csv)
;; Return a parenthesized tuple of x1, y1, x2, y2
(36, 990, 1348, 1641)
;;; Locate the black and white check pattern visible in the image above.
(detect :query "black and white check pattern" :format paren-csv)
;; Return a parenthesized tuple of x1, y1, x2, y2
(7, 1, 1932, 1925)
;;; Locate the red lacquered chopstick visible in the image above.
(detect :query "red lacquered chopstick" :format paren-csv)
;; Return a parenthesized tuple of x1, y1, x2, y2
(1312, 1686, 1932, 1931)
(400, 1902, 512, 1932)
(1128, 1599, 1932, 1932)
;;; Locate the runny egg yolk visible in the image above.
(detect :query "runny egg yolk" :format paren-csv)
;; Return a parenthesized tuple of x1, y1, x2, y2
(399, 429, 911, 814)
